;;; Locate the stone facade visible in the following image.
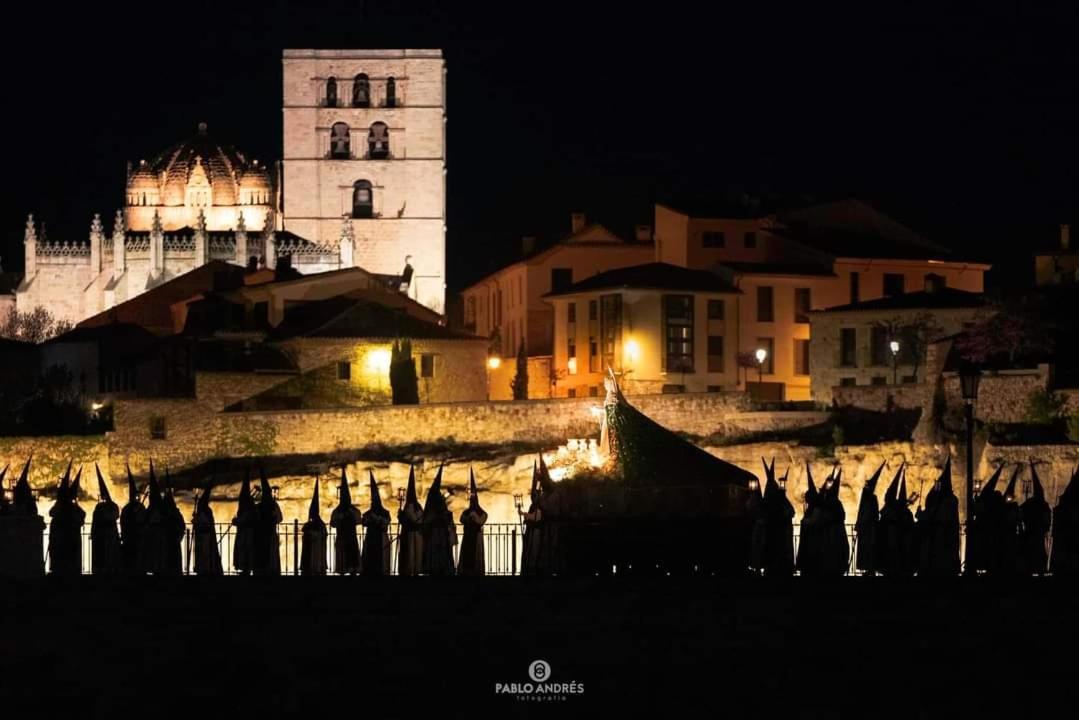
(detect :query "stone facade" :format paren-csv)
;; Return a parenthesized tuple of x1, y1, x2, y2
(809, 304, 983, 404)
(282, 49, 446, 314)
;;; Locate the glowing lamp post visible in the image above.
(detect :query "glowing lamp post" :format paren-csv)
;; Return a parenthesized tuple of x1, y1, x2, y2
(487, 356, 502, 370)
(959, 362, 981, 576)
(755, 348, 767, 386)
(396, 487, 406, 510)
(889, 340, 900, 385)
(623, 338, 641, 369)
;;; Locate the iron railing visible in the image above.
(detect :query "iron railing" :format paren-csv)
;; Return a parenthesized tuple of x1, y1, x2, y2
(37, 521, 1055, 576)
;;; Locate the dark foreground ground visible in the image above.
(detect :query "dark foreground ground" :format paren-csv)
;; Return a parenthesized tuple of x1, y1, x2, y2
(2, 577, 1078, 718)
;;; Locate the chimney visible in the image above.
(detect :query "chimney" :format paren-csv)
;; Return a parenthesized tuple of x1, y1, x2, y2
(635, 224, 652, 242)
(521, 236, 536, 256)
(571, 212, 587, 234)
(1061, 223, 1071, 251)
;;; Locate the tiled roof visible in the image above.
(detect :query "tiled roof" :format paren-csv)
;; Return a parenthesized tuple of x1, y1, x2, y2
(545, 263, 741, 297)
(271, 295, 482, 341)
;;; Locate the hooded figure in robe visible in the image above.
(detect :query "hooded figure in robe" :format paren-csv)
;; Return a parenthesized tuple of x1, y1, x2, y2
(819, 466, 850, 576)
(300, 478, 328, 576)
(535, 455, 564, 575)
(138, 461, 169, 575)
(1, 458, 46, 578)
(458, 468, 489, 577)
(761, 464, 795, 576)
(520, 462, 544, 576)
(120, 464, 146, 575)
(855, 463, 885, 575)
(232, 469, 256, 575)
(422, 464, 457, 576)
(330, 467, 361, 575)
(1050, 466, 1079, 576)
(878, 464, 915, 576)
(192, 482, 223, 576)
(1021, 460, 1052, 575)
(161, 470, 186, 576)
(254, 468, 282, 576)
(361, 470, 392, 576)
(90, 464, 122, 575)
(970, 464, 1005, 574)
(796, 463, 823, 576)
(48, 463, 84, 577)
(396, 465, 424, 576)
(997, 464, 1025, 576)
(747, 459, 769, 574)
(919, 458, 961, 576)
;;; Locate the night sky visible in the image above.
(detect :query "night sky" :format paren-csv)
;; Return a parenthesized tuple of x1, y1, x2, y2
(2, 1, 1075, 291)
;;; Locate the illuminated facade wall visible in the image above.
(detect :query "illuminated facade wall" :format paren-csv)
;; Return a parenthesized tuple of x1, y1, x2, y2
(549, 288, 742, 398)
(282, 49, 447, 314)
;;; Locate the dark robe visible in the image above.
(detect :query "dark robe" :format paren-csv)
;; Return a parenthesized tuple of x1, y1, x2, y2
(536, 482, 564, 576)
(1050, 472, 1079, 576)
(48, 496, 85, 577)
(232, 474, 256, 576)
(854, 479, 880, 574)
(878, 498, 915, 576)
(361, 507, 391, 576)
(254, 497, 283, 576)
(192, 502, 223, 576)
(120, 500, 146, 575)
(747, 488, 766, 573)
(998, 497, 1025, 576)
(397, 501, 424, 577)
(968, 466, 1006, 574)
(90, 500, 122, 575)
(458, 505, 488, 577)
(330, 504, 362, 575)
(161, 492, 186, 577)
(819, 482, 850, 577)
(422, 501, 456, 577)
(763, 481, 795, 577)
(1020, 494, 1051, 575)
(796, 488, 823, 576)
(301, 518, 328, 576)
(920, 489, 961, 576)
(1, 461, 46, 578)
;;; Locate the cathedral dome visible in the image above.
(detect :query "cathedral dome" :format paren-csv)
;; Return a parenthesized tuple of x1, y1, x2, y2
(126, 159, 161, 205)
(149, 122, 247, 207)
(238, 159, 272, 205)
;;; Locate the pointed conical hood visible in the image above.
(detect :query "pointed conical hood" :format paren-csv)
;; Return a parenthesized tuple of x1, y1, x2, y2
(197, 480, 213, 512)
(147, 460, 162, 508)
(126, 464, 139, 505)
(14, 456, 34, 510)
(898, 467, 908, 505)
(368, 470, 385, 513)
(405, 465, 419, 506)
(885, 463, 905, 503)
(761, 457, 777, 494)
(468, 467, 482, 510)
(258, 466, 274, 505)
(307, 478, 321, 521)
(1029, 460, 1045, 500)
(831, 466, 843, 499)
(530, 461, 540, 500)
(804, 462, 818, 503)
(58, 461, 72, 502)
(937, 457, 954, 497)
(981, 464, 1004, 497)
(1003, 463, 1022, 502)
(865, 462, 885, 492)
(538, 454, 554, 492)
(0, 464, 7, 489)
(424, 464, 445, 512)
(71, 467, 83, 502)
(237, 468, 253, 513)
(338, 466, 352, 507)
(95, 464, 112, 504)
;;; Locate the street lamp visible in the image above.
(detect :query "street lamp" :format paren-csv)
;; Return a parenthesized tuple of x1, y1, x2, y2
(396, 486, 406, 510)
(889, 339, 900, 385)
(755, 348, 767, 386)
(959, 361, 981, 576)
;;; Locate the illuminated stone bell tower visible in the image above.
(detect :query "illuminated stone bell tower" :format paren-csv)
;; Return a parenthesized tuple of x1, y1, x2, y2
(281, 49, 447, 313)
